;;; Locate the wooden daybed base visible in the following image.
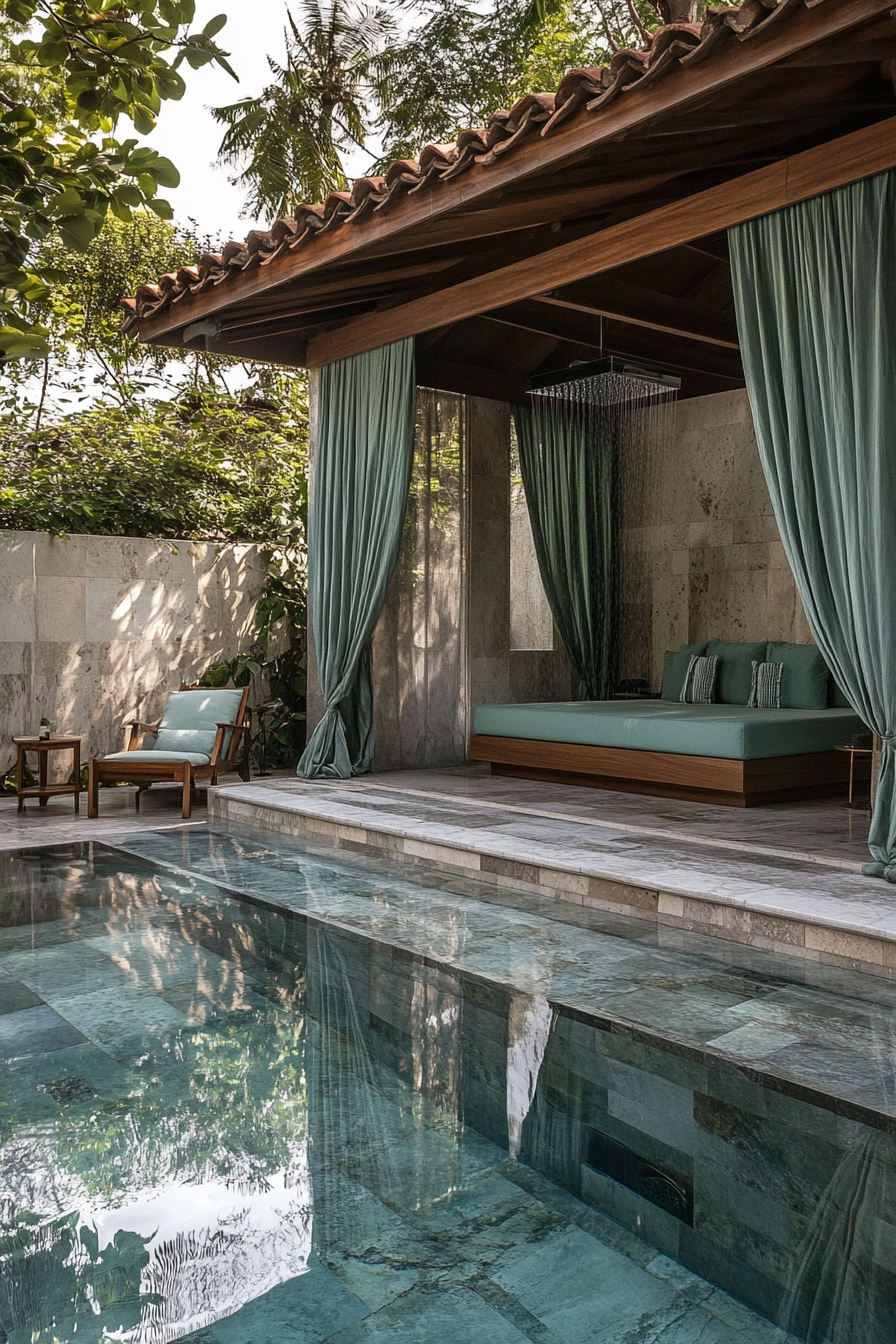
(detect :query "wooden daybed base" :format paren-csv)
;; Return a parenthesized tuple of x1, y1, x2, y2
(468, 734, 869, 807)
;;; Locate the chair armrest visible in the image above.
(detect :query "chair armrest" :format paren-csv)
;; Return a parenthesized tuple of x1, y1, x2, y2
(124, 720, 159, 751)
(210, 721, 249, 768)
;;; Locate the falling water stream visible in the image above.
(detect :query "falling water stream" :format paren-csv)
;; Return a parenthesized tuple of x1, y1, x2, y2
(527, 362, 678, 692)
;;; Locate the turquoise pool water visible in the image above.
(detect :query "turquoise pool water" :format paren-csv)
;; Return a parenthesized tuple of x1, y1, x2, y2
(0, 828, 893, 1343)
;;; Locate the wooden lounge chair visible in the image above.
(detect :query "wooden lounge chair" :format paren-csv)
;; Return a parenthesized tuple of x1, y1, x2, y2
(88, 686, 251, 819)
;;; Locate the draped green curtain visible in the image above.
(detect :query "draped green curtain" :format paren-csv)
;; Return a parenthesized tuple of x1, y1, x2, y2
(513, 401, 617, 700)
(729, 170, 896, 879)
(298, 338, 415, 779)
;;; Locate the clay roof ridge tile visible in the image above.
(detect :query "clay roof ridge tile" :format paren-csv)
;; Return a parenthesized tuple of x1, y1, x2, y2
(197, 252, 223, 277)
(456, 128, 489, 151)
(271, 218, 298, 242)
(479, 97, 557, 163)
(678, 6, 742, 62)
(542, 67, 609, 134)
(385, 158, 421, 183)
(220, 240, 246, 265)
(418, 142, 458, 170)
(737, 0, 808, 40)
(245, 229, 276, 255)
(373, 172, 422, 209)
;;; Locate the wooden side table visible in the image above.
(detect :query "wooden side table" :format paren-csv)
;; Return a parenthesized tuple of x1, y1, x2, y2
(13, 735, 83, 814)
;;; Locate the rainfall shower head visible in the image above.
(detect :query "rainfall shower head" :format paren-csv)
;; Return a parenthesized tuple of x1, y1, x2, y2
(529, 356, 681, 392)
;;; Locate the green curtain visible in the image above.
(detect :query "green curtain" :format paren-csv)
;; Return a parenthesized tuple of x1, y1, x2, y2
(513, 401, 617, 700)
(298, 338, 415, 779)
(729, 170, 896, 879)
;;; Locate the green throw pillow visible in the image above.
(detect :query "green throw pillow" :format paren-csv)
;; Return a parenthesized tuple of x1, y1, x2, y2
(766, 641, 829, 710)
(680, 654, 719, 704)
(705, 640, 769, 705)
(661, 642, 709, 700)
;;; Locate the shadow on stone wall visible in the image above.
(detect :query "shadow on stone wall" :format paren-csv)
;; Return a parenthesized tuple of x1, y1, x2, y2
(0, 531, 266, 772)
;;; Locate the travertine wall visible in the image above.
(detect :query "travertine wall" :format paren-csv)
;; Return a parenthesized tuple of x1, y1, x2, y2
(0, 531, 265, 770)
(619, 388, 812, 689)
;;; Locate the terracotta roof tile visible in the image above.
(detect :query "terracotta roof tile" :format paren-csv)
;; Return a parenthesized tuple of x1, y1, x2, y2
(121, 0, 844, 332)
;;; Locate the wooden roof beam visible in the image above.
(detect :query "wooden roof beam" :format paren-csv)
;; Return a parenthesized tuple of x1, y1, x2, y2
(307, 115, 896, 367)
(536, 281, 739, 349)
(479, 308, 742, 382)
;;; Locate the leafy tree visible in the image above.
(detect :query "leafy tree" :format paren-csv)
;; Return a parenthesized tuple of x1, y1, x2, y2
(0, 211, 216, 420)
(212, 0, 394, 217)
(0, 0, 237, 360)
(377, 0, 660, 162)
(0, 386, 308, 542)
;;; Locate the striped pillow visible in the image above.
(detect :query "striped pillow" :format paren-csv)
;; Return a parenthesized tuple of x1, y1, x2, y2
(747, 660, 783, 709)
(680, 654, 719, 704)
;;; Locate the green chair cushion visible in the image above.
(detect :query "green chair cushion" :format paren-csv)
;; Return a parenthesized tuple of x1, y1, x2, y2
(155, 688, 244, 756)
(705, 640, 769, 705)
(153, 728, 218, 756)
(661, 643, 708, 700)
(473, 700, 866, 760)
(159, 688, 244, 730)
(102, 749, 211, 766)
(766, 641, 829, 710)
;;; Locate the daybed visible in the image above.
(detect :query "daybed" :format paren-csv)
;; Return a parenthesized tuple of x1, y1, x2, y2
(469, 640, 870, 806)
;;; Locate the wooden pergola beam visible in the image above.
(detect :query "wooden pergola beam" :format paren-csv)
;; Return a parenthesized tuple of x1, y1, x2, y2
(536, 283, 739, 349)
(479, 307, 742, 382)
(307, 115, 896, 367)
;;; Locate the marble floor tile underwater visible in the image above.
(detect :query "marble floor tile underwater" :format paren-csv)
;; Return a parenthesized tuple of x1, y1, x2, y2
(0, 834, 892, 1344)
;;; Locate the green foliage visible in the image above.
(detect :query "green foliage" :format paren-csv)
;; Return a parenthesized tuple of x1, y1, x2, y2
(0, 0, 237, 359)
(0, 387, 308, 542)
(212, 0, 394, 217)
(1, 212, 229, 417)
(211, 0, 671, 215)
(0, 1206, 156, 1344)
(376, 0, 660, 161)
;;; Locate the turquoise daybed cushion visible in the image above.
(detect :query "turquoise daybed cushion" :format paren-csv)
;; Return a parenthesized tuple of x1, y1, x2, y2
(472, 700, 866, 761)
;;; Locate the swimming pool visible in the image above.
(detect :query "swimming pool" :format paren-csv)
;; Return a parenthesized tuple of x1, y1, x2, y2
(0, 827, 893, 1343)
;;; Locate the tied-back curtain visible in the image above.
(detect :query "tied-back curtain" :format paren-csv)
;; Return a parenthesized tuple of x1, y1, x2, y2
(729, 170, 896, 879)
(298, 338, 415, 779)
(513, 402, 617, 700)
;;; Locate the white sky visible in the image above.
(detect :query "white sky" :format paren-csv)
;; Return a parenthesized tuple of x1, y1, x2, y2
(144, 0, 377, 241)
(145, 0, 291, 240)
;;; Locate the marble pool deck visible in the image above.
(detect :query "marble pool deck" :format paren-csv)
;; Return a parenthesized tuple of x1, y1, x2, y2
(207, 767, 896, 981)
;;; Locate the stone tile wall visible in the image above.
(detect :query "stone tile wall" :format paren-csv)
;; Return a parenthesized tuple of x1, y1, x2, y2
(619, 388, 813, 688)
(524, 1008, 896, 1341)
(0, 531, 265, 771)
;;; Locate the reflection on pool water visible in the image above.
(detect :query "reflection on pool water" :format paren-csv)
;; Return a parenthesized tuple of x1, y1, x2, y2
(0, 828, 894, 1344)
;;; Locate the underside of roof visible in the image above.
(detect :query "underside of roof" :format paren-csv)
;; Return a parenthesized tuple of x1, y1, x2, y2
(126, 0, 896, 400)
